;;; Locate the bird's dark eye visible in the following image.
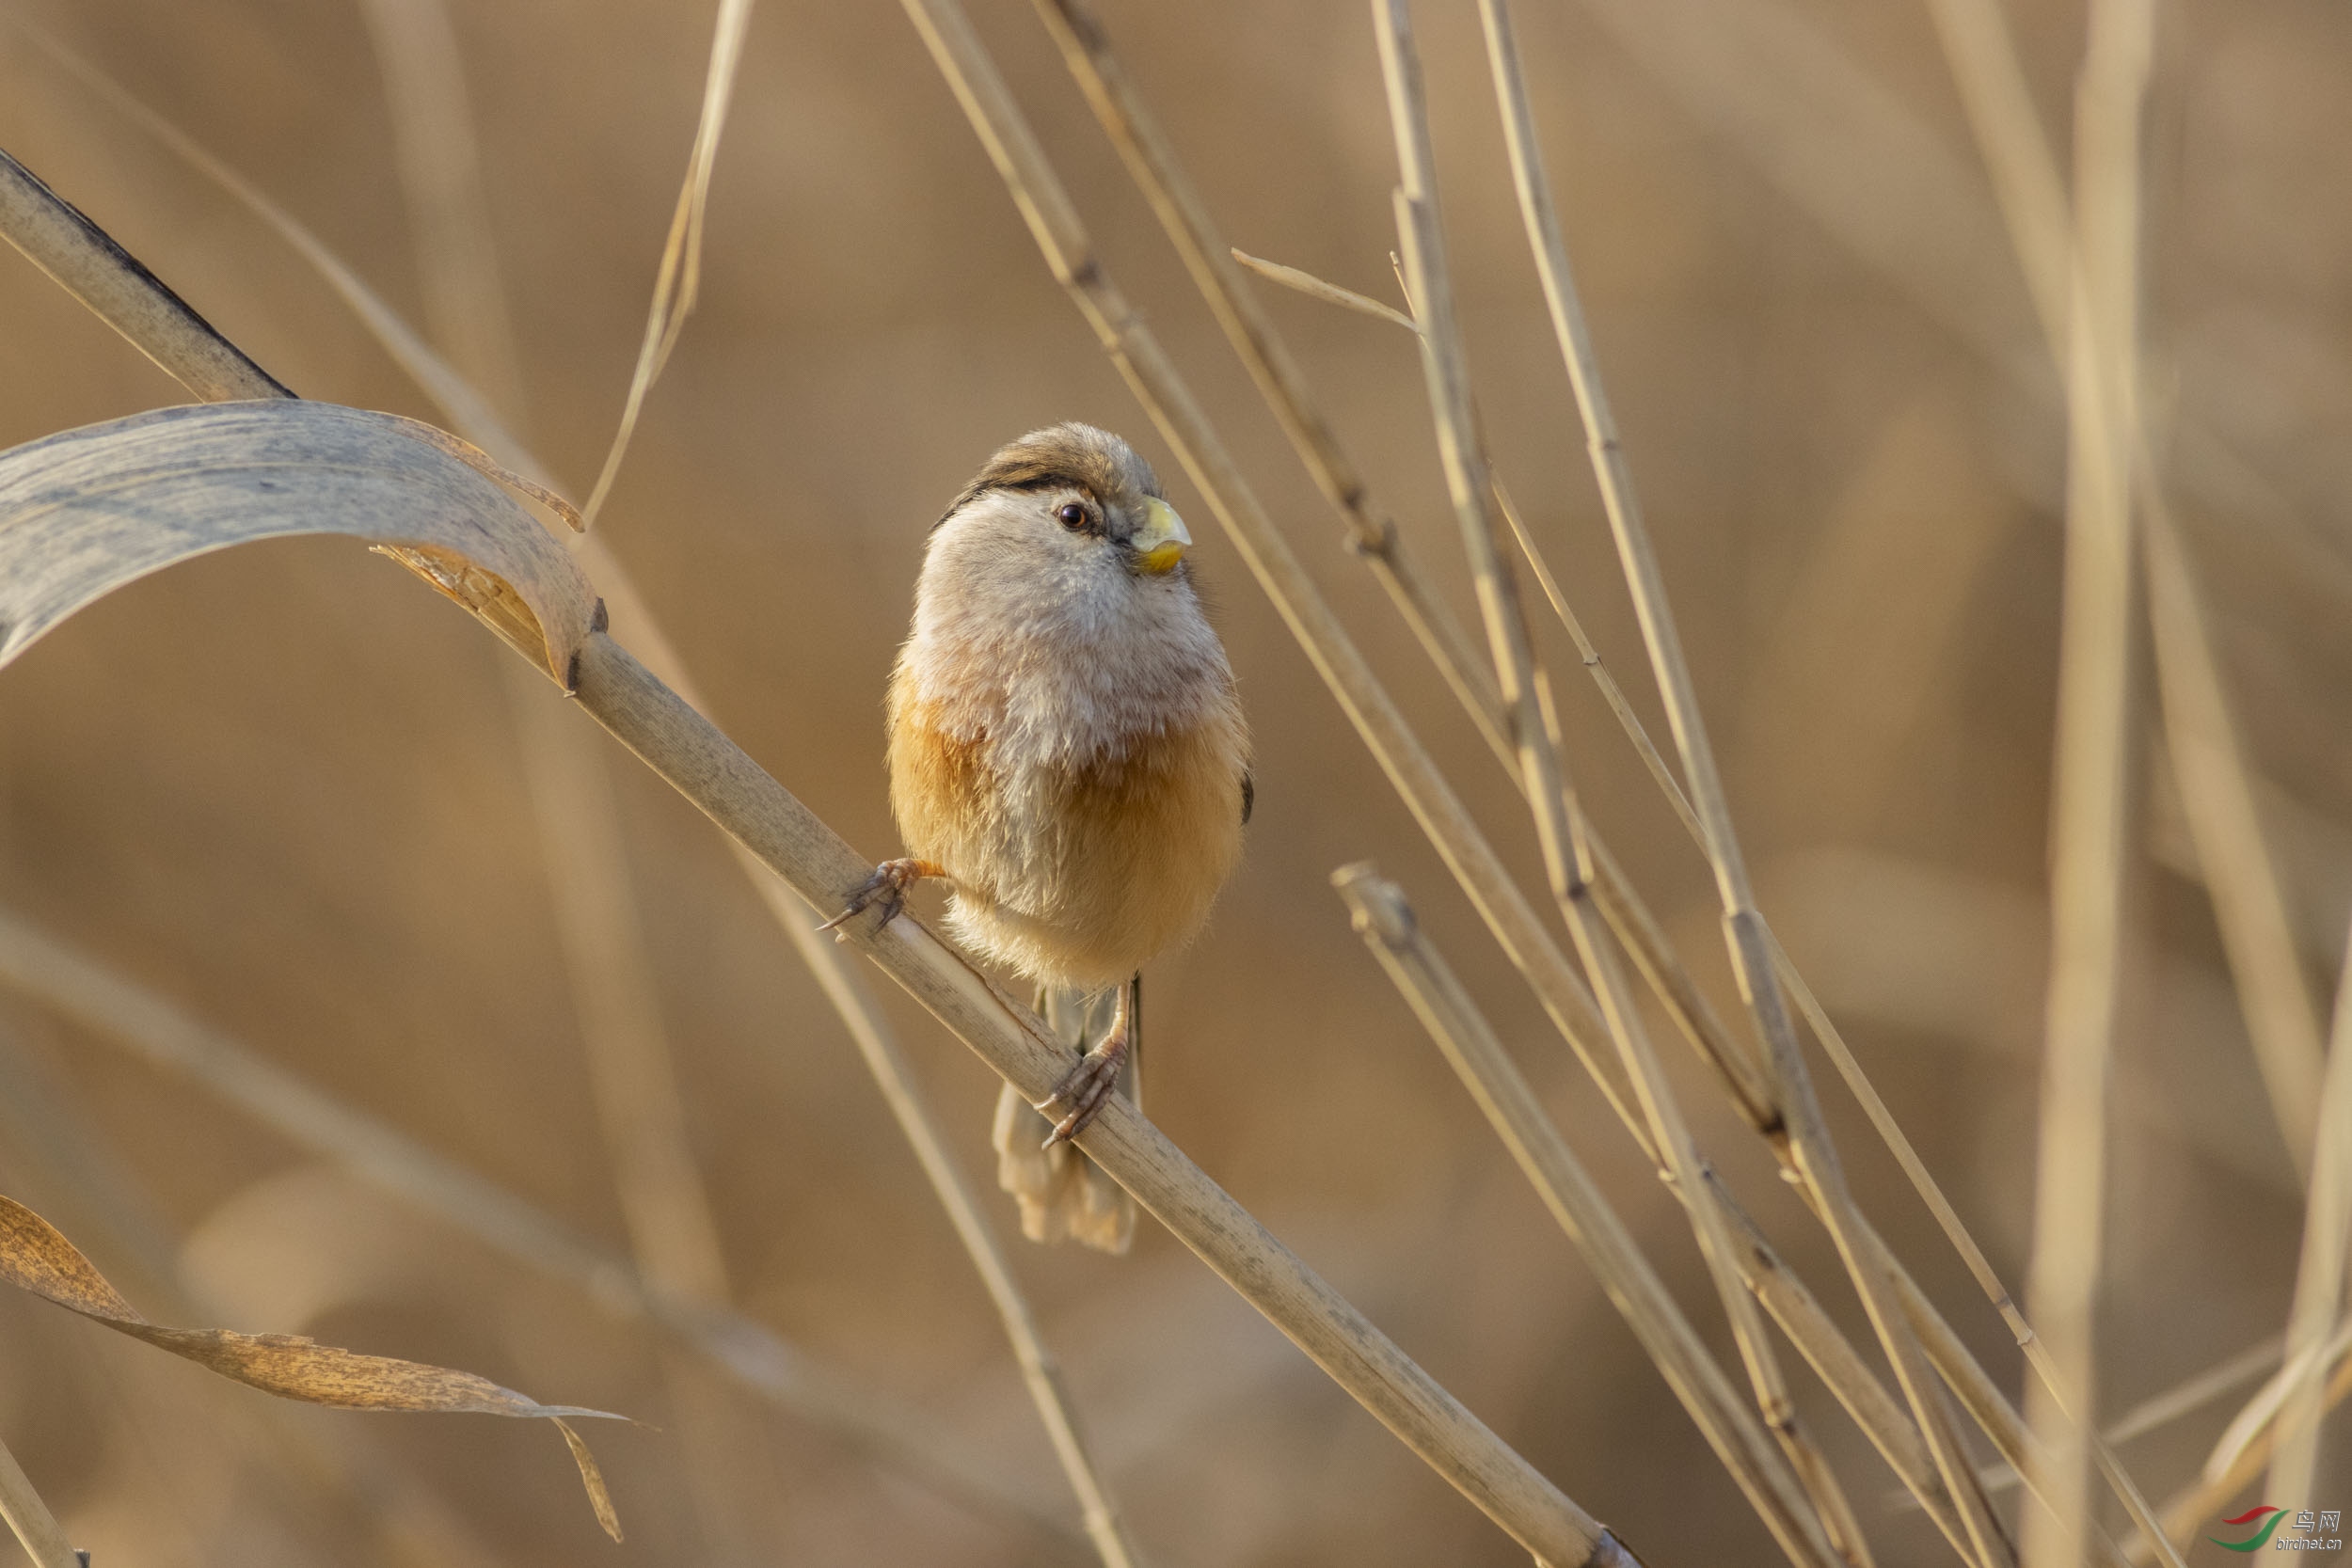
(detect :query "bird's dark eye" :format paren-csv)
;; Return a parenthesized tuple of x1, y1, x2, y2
(1056, 501, 1089, 531)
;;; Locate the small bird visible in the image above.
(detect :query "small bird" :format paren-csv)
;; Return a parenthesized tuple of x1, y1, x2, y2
(828, 423, 1250, 1253)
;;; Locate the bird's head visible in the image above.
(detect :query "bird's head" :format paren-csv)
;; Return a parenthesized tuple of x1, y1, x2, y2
(931, 422, 1192, 585)
(907, 422, 1235, 741)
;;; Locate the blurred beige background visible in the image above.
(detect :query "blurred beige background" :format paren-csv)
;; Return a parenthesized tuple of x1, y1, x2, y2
(0, 0, 2347, 1561)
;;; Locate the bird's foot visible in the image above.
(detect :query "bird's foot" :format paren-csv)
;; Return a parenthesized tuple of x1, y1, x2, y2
(1036, 1029, 1129, 1147)
(818, 858, 945, 933)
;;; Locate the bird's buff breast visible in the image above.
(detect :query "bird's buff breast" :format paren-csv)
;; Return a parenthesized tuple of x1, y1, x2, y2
(886, 693, 1245, 992)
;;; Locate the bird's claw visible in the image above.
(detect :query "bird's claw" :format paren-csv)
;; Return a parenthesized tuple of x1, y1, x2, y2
(1036, 1034, 1129, 1147)
(818, 858, 934, 934)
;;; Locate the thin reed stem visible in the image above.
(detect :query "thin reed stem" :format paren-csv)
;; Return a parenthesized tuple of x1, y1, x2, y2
(1941, 1333, 2285, 1504)
(1473, 6, 2010, 1562)
(1373, 8, 1854, 1562)
(0, 1434, 77, 1568)
(1487, 478, 1703, 846)
(2146, 510, 2327, 1177)
(2204, 1321, 2352, 1491)
(2111, 1337, 2282, 1449)
(1230, 247, 1419, 333)
(2017, 6, 2154, 1566)
(2137, 1347, 2352, 1563)
(580, 0, 754, 527)
(1339, 865, 1973, 1562)
(2267, 919, 2352, 1503)
(760, 880, 1146, 1568)
(356, 0, 532, 425)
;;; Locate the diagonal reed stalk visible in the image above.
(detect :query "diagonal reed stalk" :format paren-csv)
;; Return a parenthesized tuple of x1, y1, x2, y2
(1018, 0, 2116, 1553)
(2144, 508, 2328, 1179)
(1469, 6, 2017, 1563)
(0, 151, 1641, 1568)
(355, 0, 531, 429)
(1227, 240, 2066, 1394)
(1225, 247, 2054, 1403)
(1337, 865, 1978, 1558)
(1370, 8, 1859, 1563)
(2, 25, 1152, 1559)
(0, 1435, 76, 1568)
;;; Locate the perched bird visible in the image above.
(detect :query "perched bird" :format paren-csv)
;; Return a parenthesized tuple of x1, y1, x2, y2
(828, 423, 1251, 1253)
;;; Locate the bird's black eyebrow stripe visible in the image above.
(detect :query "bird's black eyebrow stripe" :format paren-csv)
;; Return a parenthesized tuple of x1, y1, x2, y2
(993, 468, 1091, 493)
(933, 426, 1164, 529)
(934, 467, 1099, 530)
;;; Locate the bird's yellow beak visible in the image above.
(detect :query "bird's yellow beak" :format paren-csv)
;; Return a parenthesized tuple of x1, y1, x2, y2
(1129, 497, 1191, 575)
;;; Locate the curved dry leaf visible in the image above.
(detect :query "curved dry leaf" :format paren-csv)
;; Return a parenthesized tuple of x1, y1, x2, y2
(579, 0, 755, 526)
(0, 401, 596, 683)
(0, 1194, 626, 1540)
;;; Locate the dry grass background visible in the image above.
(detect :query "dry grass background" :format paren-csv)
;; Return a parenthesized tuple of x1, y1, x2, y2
(0, 0, 2347, 1562)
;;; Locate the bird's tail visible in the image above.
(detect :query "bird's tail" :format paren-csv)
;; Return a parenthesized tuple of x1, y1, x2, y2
(993, 982, 1136, 1255)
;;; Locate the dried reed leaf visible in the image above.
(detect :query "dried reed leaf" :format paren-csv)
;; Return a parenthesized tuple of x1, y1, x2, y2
(0, 401, 596, 684)
(580, 0, 755, 527)
(553, 1418, 624, 1543)
(0, 1193, 626, 1539)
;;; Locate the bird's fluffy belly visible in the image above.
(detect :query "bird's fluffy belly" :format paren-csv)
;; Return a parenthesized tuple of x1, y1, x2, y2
(888, 699, 1243, 991)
